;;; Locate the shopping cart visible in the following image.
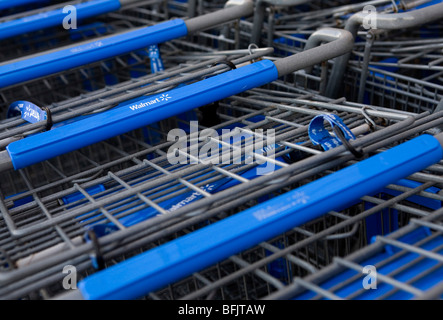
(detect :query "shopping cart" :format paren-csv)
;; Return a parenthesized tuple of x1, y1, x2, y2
(256, 0, 443, 103)
(0, 0, 256, 88)
(0, 0, 181, 116)
(0, 84, 434, 295)
(0, 27, 353, 172)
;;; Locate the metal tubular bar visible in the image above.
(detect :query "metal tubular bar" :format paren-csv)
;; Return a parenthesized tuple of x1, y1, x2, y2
(0, 97, 422, 292)
(250, 0, 311, 45)
(185, 0, 253, 33)
(265, 204, 443, 300)
(273, 28, 354, 77)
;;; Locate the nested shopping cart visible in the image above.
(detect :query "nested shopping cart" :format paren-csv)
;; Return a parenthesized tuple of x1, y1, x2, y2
(0, 16, 358, 298)
(0, 80, 434, 300)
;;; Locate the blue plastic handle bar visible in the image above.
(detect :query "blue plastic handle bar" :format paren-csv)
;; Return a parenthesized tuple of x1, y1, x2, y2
(6, 60, 279, 169)
(0, 0, 122, 41)
(0, 0, 47, 11)
(77, 134, 443, 300)
(415, 0, 443, 9)
(0, 18, 188, 88)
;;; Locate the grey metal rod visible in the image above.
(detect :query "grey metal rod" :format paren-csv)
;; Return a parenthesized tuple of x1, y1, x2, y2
(118, 0, 143, 5)
(250, 0, 267, 45)
(274, 28, 354, 77)
(347, 2, 443, 36)
(250, 0, 310, 45)
(0, 150, 13, 172)
(326, 1, 443, 98)
(186, 0, 198, 17)
(431, 98, 443, 133)
(184, 0, 254, 33)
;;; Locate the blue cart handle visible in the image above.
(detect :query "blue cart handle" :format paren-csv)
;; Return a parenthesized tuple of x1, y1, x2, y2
(74, 134, 443, 299)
